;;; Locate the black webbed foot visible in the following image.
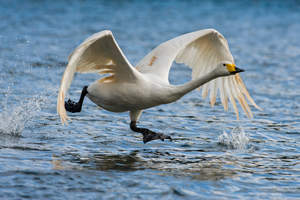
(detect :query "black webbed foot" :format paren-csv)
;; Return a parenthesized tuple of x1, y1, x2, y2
(64, 86, 88, 113)
(130, 121, 172, 144)
(65, 99, 81, 113)
(142, 129, 173, 144)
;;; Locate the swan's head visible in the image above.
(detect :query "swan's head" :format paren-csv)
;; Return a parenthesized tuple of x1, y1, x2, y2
(215, 61, 245, 77)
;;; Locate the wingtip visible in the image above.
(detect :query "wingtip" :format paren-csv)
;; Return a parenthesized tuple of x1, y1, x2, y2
(57, 87, 71, 126)
(256, 106, 263, 111)
(210, 95, 217, 107)
(60, 115, 71, 126)
(236, 74, 263, 112)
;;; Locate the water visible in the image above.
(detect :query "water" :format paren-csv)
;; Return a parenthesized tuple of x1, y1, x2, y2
(1, 0, 300, 199)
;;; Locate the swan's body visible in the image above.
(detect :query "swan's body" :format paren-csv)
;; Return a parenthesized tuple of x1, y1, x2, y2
(57, 29, 261, 143)
(86, 63, 230, 113)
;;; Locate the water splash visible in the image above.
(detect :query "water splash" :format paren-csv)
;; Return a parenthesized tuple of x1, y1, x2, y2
(0, 86, 57, 136)
(218, 126, 250, 150)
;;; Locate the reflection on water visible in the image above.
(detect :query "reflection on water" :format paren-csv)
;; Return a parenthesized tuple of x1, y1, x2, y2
(51, 150, 236, 181)
(1, 0, 300, 199)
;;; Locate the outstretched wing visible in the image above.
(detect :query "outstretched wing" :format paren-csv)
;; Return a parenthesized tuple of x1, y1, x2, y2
(57, 30, 140, 125)
(135, 29, 261, 119)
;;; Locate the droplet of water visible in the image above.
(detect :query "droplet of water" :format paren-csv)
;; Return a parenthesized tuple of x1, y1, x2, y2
(218, 126, 250, 150)
(0, 86, 58, 136)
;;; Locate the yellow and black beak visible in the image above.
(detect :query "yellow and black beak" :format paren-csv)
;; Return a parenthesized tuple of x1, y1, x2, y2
(231, 67, 245, 74)
(226, 64, 245, 74)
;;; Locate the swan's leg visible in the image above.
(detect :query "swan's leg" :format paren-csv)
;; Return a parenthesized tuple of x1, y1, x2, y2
(65, 86, 88, 113)
(130, 121, 172, 144)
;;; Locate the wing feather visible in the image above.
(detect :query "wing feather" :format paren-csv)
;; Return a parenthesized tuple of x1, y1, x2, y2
(175, 30, 261, 119)
(57, 30, 140, 125)
(136, 29, 261, 119)
(219, 77, 228, 111)
(227, 77, 239, 119)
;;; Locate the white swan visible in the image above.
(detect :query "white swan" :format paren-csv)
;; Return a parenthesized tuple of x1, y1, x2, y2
(57, 29, 261, 143)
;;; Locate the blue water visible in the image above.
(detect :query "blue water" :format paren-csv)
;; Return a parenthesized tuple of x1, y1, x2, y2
(1, 0, 300, 199)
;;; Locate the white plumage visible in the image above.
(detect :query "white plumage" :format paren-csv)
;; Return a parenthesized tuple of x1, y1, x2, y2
(57, 29, 261, 127)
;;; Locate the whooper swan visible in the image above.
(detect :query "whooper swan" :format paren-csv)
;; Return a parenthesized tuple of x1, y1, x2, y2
(57, 29, 261, 143)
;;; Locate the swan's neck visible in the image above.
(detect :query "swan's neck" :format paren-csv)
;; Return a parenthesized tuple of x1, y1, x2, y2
(175, 68, 219, 98)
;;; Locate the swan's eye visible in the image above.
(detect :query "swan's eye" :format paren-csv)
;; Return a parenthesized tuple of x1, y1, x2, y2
(223, 64, 226, 66)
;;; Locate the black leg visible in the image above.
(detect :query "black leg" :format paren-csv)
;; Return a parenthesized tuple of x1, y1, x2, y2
(130, 121, 172, 144)
(65, 86, 88, 113)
